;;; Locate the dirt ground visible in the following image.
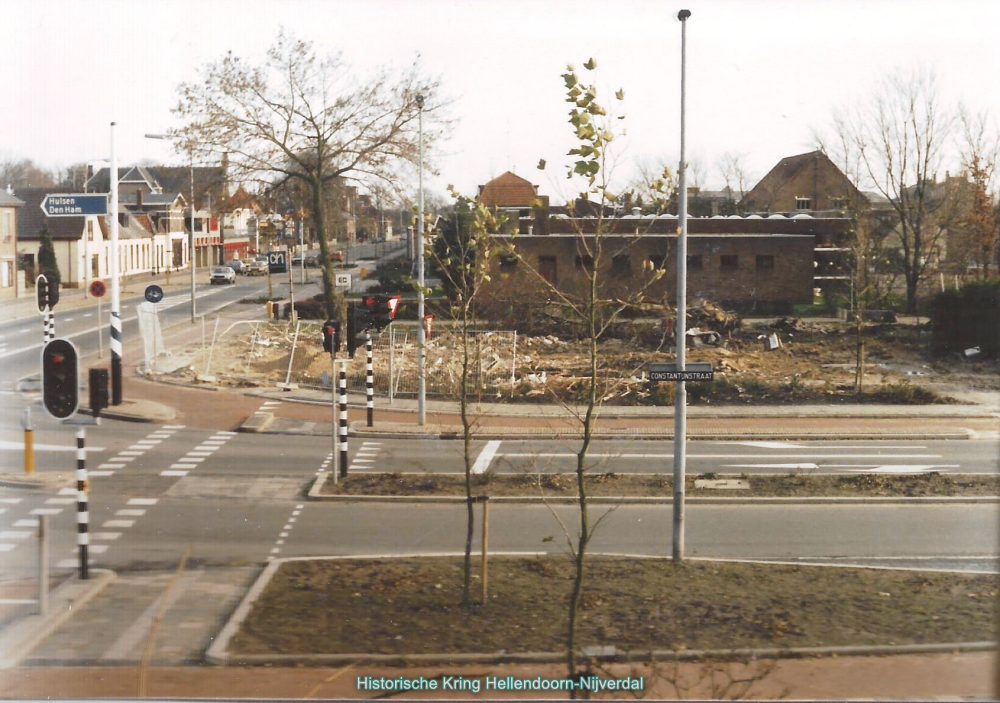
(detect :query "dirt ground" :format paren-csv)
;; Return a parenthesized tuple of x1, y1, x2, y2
(320, 472, 1000, 498)
(157, 305, 999, 406)
(230, 557, 995, 657)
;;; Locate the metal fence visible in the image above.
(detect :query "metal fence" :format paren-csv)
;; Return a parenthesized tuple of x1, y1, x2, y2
(138, 310, 518, 399)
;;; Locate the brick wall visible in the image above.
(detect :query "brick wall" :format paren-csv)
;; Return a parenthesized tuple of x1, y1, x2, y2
(494, 233, 814, 312)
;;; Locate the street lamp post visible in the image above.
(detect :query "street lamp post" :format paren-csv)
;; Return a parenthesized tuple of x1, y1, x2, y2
(145, 133, 196, 322)
(415, 94, 426, 426)
(673, 8, 691, 563)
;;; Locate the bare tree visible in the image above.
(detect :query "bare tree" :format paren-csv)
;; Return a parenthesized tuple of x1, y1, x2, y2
(525, 60, 669, 688)
(173, 30, 444, 319)
(838, 67, 954, 313)
(424, 192, 507, 607)
(0, 154, 56, 189)
(716, 151, 752, 207)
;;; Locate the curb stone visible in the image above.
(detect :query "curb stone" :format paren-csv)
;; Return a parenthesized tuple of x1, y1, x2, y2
(205, 553, 997, 667)
(306, 492, 1000, 506)
(0, 569, 116, 669)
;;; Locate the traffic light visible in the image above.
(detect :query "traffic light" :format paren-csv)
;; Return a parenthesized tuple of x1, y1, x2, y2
(346, 303, 372, 358)
(42, 339, 79, 419)
(365, 295, 401, 330)
(322, 319, 341, 354)
(89, 368, 109, 418)
(36, 276, 48, 312)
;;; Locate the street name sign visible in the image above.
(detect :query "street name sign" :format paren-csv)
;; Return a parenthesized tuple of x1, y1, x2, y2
(649, 361, 714, 382)
(40, 194, 109, 217)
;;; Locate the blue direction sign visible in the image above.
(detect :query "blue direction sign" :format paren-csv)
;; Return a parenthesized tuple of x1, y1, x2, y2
(40, 193, 109, 217)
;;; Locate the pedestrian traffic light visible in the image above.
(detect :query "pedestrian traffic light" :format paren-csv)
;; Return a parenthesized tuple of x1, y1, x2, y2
(89, 368, 109, 418)
(42, 339, 79, 419)
(322, 319, 341, 354)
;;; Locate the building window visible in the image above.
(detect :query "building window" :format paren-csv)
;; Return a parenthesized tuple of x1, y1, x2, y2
(830, 197, 848, 210)
(499, 252, 518, 271)
(795, 197, 812, 211)
(756, 254, 775, 271)
(611, 255, 630, 275)
(538, 256, 557, 285)
(2, 212, 12, 242)
(687, 254, 703, 271)
(87, 221, 94, 241)
(1, 261, 11, 287)
(574, 255, 594, 271)
(720, 255, 739, 271)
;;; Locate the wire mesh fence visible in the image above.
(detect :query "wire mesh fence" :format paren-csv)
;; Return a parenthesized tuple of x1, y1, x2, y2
(137, 308, 518, 399)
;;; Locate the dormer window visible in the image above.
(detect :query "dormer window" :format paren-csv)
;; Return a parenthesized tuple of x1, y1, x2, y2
(795, 197, 812, 211)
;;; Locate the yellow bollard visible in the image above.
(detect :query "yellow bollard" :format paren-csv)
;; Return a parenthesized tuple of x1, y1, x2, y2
(25, 429, 33, 475)
(22, 408, 33, 475)
(360, 267, 367, 280)
(266, 301, 273, 318)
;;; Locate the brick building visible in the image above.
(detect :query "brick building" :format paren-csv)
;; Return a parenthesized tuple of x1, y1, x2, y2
(739, 150, 868, 215)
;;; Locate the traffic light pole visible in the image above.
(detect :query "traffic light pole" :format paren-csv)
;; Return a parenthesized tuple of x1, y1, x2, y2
(76, 425, 89, 580)
(329, 346, 338, 485)
(109, 122, 123, 405)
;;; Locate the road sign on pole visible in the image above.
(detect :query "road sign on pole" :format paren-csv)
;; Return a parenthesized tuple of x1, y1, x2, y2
(40, 194, 109, 217)
(89, 280, 106, 298)
(649, 362, 713, 382)
(268, 250, 287, 274)
(335, 273, 351, 289)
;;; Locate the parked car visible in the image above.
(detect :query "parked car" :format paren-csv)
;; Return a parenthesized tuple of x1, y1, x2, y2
(245, 260, 268, 276)
(224, 259, 245, 274)
(304, 254, 321, 267)
(210, 267, 236, 285)
(291, 253, 305, 266)
(330, 250, 345, 264)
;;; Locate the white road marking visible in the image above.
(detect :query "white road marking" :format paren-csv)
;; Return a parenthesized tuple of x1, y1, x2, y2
(161, 470, 188, 477)
(193, 446, 219, 452)
(147, 434, 172, 439)
(350, 458, 375, 463)
(0, 531, 31, 539)
(118, 451, 144, 457)
(13, 519, 39, 528)
(91, 532, 121, 541)
(162, 425, 186, 430)
(0, 498, 21, 504)
(472, 440, 502, 474)
(0, 545, 18, 552)
(30, 508, 62, 516)
(135, 440, 162, 445)
(89, 470, 115, 477)
(98, 464, 125, 469)
(847, 465, 944, 474)
(103, 520, 134, 528)
(88, 545, 109, 554)
(58, 487, 77, 495)
(128, 498, 158, 506)
(215, 431, 237, 436)
(64, 317, 75, 322)
(82, 313, 93, 318)
(45, 498, 75, 505)
(170, 463, 197, 469)
(362, 441, 383, 446)
(187, 452, 213, 457)
(179, 457, 205, 463)
(0, 599, 37, 605)
(116, 509, 145, 517)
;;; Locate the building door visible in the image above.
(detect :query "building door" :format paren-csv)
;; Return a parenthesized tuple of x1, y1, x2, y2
(173, 241, 183, 267)
(538, 256, 558, 285)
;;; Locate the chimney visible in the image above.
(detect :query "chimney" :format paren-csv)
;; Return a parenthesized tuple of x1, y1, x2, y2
(137, 189, 143, 208)
(631, 207, 642, 217)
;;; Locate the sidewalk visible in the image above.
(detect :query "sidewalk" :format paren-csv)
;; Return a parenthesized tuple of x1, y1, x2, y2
(0, 654, 994, 699)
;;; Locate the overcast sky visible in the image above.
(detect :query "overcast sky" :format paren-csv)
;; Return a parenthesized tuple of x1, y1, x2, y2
(3, 0, 998, 203)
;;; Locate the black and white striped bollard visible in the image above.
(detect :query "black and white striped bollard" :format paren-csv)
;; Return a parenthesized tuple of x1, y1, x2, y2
(44, 306, 54, 343)
(366, 334, 374, 427)
(338, 360, 348, 478)
(76, 425, 89, 580)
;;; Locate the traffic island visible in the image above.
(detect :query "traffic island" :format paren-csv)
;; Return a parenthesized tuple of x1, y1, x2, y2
(208, 555, 996, 666)
(310, 472, 1000, 503)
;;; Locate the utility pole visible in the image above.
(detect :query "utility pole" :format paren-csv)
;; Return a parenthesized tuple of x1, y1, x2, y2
(110, 123, 123, 405)
(672, 8, 691, 563)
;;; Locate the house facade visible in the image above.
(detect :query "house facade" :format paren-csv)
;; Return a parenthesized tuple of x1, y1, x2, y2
(739, 150, 869, 216)
(0, 188, 24, 300)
